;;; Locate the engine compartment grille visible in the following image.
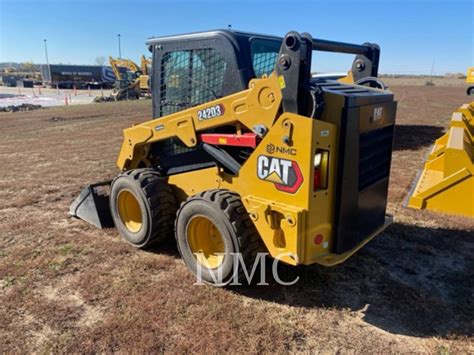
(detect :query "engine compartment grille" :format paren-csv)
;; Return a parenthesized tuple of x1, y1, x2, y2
(359, 125, 394, 191)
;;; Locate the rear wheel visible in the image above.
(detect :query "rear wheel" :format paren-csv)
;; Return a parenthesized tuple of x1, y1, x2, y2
(110, 168, 177, 248)
(175, 189, 263, 286)
(467, 86, 474, 96)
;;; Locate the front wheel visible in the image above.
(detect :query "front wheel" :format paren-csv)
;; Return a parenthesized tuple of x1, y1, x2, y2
(467, 86, 474, 96)
(110, 169, 177, 248)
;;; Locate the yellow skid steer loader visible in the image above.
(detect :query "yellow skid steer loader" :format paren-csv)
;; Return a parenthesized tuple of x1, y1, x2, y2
(70, 30, 397, 285)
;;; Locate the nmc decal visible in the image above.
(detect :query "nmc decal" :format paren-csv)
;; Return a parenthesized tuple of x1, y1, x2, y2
(257, 155, 303, 193)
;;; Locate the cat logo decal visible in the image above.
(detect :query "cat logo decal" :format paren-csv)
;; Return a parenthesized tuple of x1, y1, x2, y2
(257, 155, 303, 194)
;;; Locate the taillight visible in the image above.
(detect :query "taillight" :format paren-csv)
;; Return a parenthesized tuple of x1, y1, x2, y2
(314, 150, 329, 191)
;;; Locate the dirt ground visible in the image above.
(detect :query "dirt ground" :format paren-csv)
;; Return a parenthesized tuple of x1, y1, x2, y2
(0, 85, 473, 353)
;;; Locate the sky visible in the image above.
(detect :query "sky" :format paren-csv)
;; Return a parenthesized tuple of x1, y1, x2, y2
(0, 0, 472, 75)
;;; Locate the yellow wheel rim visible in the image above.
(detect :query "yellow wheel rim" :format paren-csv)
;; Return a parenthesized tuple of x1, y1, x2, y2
(117, 190, 142, 233)
(187, 216, 225, 269)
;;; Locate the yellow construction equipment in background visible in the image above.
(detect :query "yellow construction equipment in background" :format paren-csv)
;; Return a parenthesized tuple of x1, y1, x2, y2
(467, 67, 474, 96)
(108, 56, 151, 100)
(407, 102, 474, 217)
(139, 55, 151, 96)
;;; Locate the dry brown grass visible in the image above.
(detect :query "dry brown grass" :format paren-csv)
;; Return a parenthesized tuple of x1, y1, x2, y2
(0, 87, 473, 353)
(382, 76, 467, 87)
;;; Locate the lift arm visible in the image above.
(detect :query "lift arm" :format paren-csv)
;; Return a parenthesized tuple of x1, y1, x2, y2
(116, 74, 283, 170)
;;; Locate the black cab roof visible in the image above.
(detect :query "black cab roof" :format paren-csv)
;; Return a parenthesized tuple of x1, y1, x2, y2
(146, 29, 282, 47)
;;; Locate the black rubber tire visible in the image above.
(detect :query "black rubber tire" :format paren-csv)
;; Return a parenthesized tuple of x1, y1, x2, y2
(110, 168, 177, 249)
(175, 189, 263, 286)
(467, 87, 474, 96)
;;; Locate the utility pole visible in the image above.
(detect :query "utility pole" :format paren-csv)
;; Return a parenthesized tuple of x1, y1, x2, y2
(43, 39, 49, 65)
(117, 34, 122, 58)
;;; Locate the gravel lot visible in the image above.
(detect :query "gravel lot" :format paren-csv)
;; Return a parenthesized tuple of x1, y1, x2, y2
(0, 86, 113, 107)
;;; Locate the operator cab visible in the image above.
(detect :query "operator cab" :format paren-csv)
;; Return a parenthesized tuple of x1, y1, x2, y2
(146, 30, 286, 175)
(146, 30, 284, 118)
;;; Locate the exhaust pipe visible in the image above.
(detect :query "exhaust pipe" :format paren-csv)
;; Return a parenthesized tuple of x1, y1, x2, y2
(69, 180, 114, 228)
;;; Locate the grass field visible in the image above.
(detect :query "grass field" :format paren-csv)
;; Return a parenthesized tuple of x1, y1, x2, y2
(1, 85, 473, 353)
